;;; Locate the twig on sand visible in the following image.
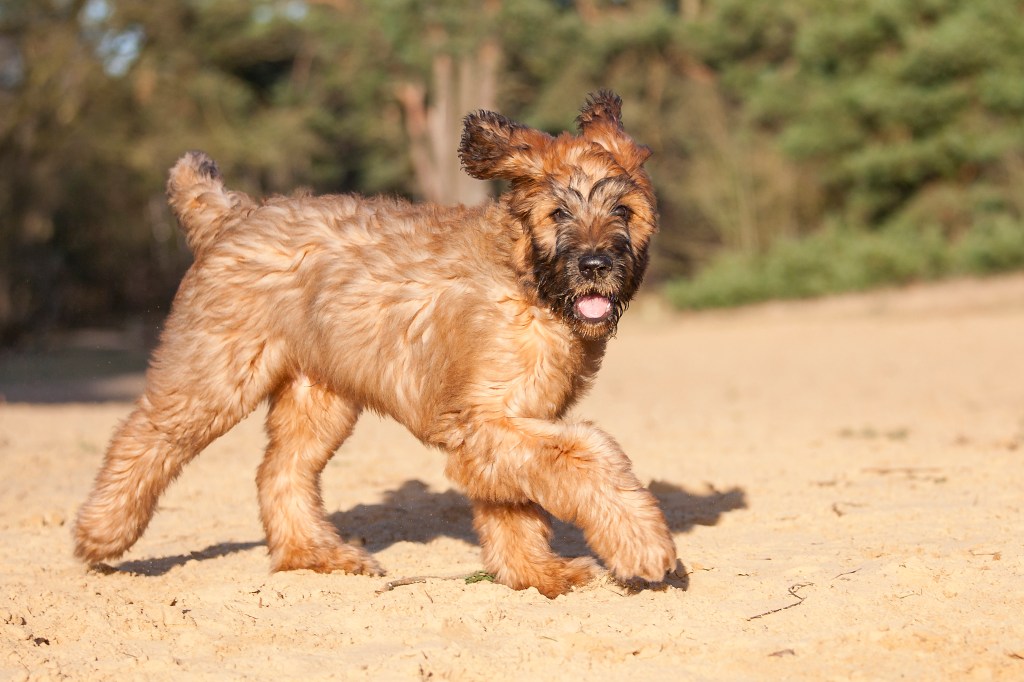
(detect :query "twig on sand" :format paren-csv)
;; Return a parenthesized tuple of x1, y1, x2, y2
(831, 567, 861, 580)
(747, 583, 814, 621)
(831, 501, 866, 517)
(375, 577, 428, 594)
(375, 571, 497, 595)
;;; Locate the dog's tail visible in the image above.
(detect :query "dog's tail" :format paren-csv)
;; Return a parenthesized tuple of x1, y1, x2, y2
(167, 151, 253, 256)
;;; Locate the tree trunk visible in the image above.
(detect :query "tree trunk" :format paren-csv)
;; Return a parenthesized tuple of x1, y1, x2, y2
(397, 39, 499, 206)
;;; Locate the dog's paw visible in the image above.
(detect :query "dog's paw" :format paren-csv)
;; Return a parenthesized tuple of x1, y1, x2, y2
(599, 516, 677, 584)
(273, 542, 385, 577)
(535, 556, 601, 598)
(612, 543, 677, 584)
(72, 514, 137, 565)
(496, 556, 599, 598)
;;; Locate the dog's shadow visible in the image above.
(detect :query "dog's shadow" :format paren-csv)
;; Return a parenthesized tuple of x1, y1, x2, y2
(113, 540, 264, 576)
(114, 479, 746, 578)
(330, 479, 747, 557)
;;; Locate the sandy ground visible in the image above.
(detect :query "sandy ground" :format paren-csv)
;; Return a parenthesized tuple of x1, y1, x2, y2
(2, 274, 1023, 681)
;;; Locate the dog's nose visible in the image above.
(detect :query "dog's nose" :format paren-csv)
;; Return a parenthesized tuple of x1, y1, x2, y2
(578, 254, 613, 280)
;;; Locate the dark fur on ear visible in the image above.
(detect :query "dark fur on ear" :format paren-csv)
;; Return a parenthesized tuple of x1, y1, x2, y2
(576, 89, 624, 133)
(576, 90, 653, 171)
(459, 110, 551, 181)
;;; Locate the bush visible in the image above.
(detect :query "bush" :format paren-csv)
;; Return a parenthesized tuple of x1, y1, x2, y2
(663, 222, 1021, 310)
(952, 217, 1024, 274)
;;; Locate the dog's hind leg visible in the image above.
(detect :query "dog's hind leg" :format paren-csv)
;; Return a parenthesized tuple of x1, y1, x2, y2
(472, 500, 598, 598)
(257, 378, 383, 575)
(73, 328, 281, 565)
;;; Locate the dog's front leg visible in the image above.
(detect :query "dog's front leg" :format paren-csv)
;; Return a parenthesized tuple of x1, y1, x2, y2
(447, 417, 677, 592)
(471, 499, 599, 598)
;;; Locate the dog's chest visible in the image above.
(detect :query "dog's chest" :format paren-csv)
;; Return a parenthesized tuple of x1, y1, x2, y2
(494, 306, 597, 420)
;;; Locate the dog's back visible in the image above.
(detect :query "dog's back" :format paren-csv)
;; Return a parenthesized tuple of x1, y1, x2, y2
(166, 169, 533, 435)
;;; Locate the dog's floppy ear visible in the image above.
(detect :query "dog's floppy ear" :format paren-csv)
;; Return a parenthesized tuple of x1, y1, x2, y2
(577, 90, 653, 172)
(459, 110, 551, 181)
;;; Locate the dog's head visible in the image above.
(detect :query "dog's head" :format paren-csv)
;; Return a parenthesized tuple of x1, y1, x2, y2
(459, 91, 657, 339)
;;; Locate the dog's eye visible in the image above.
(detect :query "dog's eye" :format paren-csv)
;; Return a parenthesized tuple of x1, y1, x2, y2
(612, 205, 632, 221)
(551, 208, 572, 222)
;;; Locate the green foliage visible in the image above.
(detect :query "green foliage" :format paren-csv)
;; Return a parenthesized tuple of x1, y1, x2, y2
(3, 0, 1024, 338)
(664, 0, 1024, 310)
(464, 570, 496, 584)
(954, 218, 1024, 274)
(726, 0, 1024, 228)
(666, 220, 1024, 310)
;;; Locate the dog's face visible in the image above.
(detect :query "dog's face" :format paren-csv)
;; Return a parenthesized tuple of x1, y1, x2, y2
(459, 91, 658, 339)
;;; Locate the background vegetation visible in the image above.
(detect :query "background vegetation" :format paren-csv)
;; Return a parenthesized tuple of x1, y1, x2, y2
(2, 0, 1023, 343)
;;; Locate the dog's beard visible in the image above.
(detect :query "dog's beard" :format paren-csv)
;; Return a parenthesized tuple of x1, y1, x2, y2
(531, 244, 643, 340)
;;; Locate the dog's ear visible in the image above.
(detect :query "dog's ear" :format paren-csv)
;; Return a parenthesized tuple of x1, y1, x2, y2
(577, 89, 624, 131)
(459, 110, 551, 181)
(577, 90, 653, 172)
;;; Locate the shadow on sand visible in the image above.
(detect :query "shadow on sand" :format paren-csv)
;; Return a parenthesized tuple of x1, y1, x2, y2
(108, 478, 746, 586)
(111, 541, 265, 576)
(329, 479, 746, 556)
(0, 346, 148, 403)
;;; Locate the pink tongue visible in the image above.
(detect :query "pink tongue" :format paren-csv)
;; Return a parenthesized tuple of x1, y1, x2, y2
(576, 295, 612, 320)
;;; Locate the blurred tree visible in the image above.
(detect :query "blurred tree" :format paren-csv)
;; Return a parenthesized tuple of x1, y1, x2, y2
(0, 0, 144, 339)
(701, 0, 1024, 236)
(2, 0, 1023, 341)
(0, 0, 328, 341)
(389, 0, 500, 205)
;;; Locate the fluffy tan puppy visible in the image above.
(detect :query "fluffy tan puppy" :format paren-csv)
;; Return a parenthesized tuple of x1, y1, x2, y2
(73, 91, 677, 598)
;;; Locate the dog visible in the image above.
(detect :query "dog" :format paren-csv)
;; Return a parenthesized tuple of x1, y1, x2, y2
(73, 91, 677, 597)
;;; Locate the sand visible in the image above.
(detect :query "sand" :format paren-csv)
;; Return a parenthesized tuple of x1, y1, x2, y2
(2, 274, 1023, 681)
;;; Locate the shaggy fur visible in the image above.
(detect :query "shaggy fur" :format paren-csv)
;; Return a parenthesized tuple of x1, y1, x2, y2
(73, 91, 677, 598)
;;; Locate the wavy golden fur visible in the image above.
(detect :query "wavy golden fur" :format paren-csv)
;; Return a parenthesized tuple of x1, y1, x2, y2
(73, 91, 677, 597)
